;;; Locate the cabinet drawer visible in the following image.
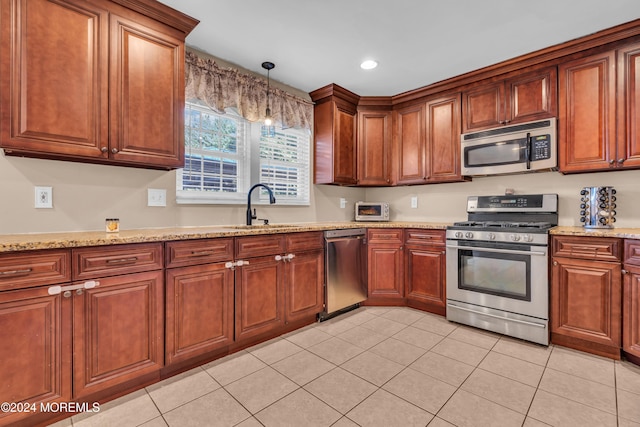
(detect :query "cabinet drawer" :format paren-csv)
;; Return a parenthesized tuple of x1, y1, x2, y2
(625, 240, 640, 266)
(0, 249, 71, 291)
(166, 238, 234, 268)
(236, 235, 286, 259)
(367, 229, 403, 244)
(72, 243, 163, 280)
(552, 236, 621, 261)
(286, 232, 324, 252)
(404, 229, 445, 246)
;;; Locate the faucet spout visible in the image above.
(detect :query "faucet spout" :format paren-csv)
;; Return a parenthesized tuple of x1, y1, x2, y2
(246, 184, 276, 225)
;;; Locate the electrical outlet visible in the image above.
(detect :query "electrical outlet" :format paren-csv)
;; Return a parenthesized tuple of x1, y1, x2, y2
(35, 186, 53, 208)
(147, 188, 166, 207)
(340, 198, 347, 209)
(411, 196, 418, 209)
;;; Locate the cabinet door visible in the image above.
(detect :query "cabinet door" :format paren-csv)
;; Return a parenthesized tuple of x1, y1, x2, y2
(333, 104, 358, 184)
(109, 12, 185, 168)
(551, 257, 621, 359)
(462, 81, 505, 132)
(559, 51, 616, 173)
(394, 104, 426, 185)
(623, 265, 640, 360)
(358, 110, 392, 185)
(0, 286, 71, 426)
(285, 249, 324, 324)
(506, 67, 557, 124)
(73, 270, 164, 398)
(425, 93, 463, 183)
(405, 246, 446, 316)
(368, 245, 404, 300)
(617, 43, 640, 169)
(165, 263, 234, 365)
(235, 255, 284, 342)
(0, 0, 108, 158)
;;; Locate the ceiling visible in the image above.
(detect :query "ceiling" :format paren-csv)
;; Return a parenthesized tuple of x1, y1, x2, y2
(159, 0, 640, 97)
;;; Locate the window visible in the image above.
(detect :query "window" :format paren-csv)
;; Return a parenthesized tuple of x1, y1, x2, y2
(177, 102, 310, 205)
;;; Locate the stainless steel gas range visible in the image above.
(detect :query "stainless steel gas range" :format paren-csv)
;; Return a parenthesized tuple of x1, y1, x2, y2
(446, 194, 558, 345)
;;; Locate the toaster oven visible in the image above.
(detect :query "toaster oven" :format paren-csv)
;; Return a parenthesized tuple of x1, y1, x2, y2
(355, 202, 390, 222)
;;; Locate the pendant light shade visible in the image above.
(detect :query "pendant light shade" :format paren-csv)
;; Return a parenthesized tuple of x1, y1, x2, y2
(261, 61, 276, 138)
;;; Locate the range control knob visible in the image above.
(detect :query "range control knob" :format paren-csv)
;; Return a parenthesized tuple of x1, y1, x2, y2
(522, 234, 534, 242)
(455, 231, 464, 239)
(487, 232, 496, 241)
(510, 234, 521, 242)
(465, 232, 474, 239)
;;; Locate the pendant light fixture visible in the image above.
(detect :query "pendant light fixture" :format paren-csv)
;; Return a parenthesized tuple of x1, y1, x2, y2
(261, 61, 276, 138)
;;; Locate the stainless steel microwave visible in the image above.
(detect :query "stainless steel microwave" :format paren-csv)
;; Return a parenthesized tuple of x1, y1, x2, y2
(355, 202, 390, 221)
(461, 118, 557, 176)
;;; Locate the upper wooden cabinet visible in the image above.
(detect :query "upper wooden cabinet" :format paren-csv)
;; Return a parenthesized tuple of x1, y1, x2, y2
(0, 0, 198, 169)
(394, 93, 466, 185)
(559, 42, 640, 173)
(357, 103, 393, 186)
(311, 84, 359, 185)
(462, 67, 557, 133)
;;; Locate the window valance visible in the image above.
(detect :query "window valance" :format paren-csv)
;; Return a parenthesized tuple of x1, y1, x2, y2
(185, 51, 313, 130)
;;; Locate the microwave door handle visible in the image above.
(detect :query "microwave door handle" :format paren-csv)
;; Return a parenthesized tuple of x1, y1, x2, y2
(525, 132, 532, 170)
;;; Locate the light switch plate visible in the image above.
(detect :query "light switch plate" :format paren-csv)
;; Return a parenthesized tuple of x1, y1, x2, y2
(339, 198, 347, 209)
(411, 196, 418, 209)
(147, 188, 166, 207)
(35, 186, 53, 208)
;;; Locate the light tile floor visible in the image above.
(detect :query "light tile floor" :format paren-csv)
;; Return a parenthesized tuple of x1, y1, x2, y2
(50, 306, 640, 427)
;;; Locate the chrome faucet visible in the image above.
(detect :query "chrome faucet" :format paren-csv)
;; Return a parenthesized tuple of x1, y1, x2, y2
(246, 183, 276, 225)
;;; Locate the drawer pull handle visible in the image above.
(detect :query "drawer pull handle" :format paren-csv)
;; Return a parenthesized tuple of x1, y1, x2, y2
(106, 257, 138, 264)
(0, 268, 33, 276)
(190, 251, 214, 257)
(48, 280, 100, 296)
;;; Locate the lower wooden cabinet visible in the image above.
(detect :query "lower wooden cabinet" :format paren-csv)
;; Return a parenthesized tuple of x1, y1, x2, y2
(404, 230, 446, 315)
(165, 263, 234, 365)
(623, 265, 640, 361)
(285, 249, 324, 324)
(367, 229, 404, 302)
(73, 270, 164, 398)
(551, 255, 622, 359)
(235, 254, 285, 342)
(0, 286, 71, 427)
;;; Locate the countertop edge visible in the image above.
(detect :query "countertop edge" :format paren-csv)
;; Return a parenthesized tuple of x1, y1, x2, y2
(0, 222, 451, 252)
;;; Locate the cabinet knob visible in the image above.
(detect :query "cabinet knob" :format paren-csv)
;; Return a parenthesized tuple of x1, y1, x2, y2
(504, 119, 511, 124)
(111, 148, 118, 154)
(622, 269, 627, 275)
(609, 159, 615, 165)
(553, 261, 558, 266)
(618, 158, 625, 164)
(101, 147, 108, 153)
(63, 291, 72, 298)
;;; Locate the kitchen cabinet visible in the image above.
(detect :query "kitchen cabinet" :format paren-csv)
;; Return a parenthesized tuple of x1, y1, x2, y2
(394, 93, 466, 185)
(164, 239, 235, 366)
(357, 105, 393, 186)
(311, 84, 359, 185)
(404, 229, 446, 315)
(559, 42, 640, 173)
(284, 232, 324, 323)
(462, 66, 557, 133)
(71, 243, 164, 398)
(367, 229, 404, 303)
(623, 240, 640, 364)
(0, 0, 198, 169)
(551, 236, 622, 359)
(0, 250, 72, 427)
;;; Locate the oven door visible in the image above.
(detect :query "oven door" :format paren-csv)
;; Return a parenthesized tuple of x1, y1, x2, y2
(446, 239, 548, 320)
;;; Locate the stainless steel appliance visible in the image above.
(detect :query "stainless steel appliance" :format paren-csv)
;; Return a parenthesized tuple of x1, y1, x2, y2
(355, 202, 390, 222)
(319, 228, 367, 320)
(446, 194, 558, 345)
(580, 186, 617, 228)
(461, 118, 556, 176)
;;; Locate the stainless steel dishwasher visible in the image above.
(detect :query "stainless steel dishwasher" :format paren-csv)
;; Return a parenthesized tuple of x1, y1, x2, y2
(319, 228, 367, 321)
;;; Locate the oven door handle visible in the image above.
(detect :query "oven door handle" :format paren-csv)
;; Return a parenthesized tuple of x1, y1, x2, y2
(445, 245, 546, 256)
(447, 303, 546, 329)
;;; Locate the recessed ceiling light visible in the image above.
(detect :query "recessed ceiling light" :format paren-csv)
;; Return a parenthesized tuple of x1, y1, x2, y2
(360, 60, 378, 70)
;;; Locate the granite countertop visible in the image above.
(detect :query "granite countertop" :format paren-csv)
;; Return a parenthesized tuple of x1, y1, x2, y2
(550, 226, 640, 239)
(0, 221, 451, 253)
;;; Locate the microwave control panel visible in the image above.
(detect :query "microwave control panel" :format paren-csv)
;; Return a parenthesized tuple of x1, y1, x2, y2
(531, 135, 551, 161)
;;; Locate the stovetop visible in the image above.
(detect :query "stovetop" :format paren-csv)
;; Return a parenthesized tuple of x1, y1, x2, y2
(450, 220, 553, 232)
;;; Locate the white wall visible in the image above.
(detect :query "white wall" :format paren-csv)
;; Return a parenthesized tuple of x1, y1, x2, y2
(365, 169, 640, 228)
(0, 153, 365, 235)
